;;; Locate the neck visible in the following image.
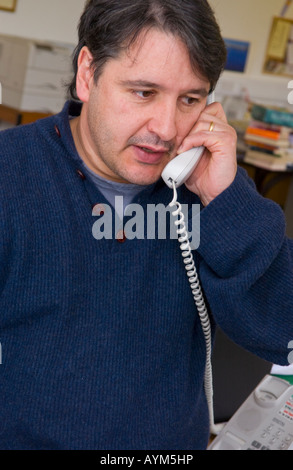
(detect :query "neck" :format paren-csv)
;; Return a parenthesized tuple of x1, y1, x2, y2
(70, 117, 90, 166)
(70, 116, 131, 184)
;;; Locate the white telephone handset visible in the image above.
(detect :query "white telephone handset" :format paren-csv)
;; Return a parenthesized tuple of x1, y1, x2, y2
(161, 92, 215, 188)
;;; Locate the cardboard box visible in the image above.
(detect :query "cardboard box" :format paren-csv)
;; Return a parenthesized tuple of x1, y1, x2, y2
(0, 34, 74, 113)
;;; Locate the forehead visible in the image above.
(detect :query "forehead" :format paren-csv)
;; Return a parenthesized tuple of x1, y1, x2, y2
(104, 29, 210, 92)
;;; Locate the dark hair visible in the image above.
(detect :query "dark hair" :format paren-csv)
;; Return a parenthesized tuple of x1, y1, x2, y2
(68, 0, 226, 100)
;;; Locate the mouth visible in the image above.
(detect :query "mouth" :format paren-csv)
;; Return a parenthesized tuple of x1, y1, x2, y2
(133, 145, 170, 165)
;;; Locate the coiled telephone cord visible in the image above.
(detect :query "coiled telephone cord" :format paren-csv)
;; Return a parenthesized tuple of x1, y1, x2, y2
(169, 180, 223, 436)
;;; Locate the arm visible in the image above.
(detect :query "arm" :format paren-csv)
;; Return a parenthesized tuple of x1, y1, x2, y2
(180, 100, 292, 364)
(197, 167, 293, 365)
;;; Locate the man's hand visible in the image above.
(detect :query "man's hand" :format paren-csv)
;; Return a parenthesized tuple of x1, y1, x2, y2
(179, 101, 238, 206)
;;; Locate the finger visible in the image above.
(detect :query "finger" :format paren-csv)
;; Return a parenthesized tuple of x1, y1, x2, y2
(178, 119, 234, 153)
(204, 101, 228, 123)
(195, 114, 228, 133)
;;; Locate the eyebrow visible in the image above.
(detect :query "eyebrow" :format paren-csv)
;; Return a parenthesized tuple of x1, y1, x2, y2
(118, 79, 209, 96)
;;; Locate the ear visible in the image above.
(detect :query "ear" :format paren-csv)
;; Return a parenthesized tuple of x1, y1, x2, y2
(75, 46, 94, 103)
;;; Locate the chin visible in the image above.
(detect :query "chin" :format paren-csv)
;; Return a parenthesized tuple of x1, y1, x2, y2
(133, 173, 162, 186)
(121, 167, 163, 186)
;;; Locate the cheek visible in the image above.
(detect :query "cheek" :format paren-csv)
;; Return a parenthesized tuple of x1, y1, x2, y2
(113, 100, 147, 140)
(178, 108, 205, 143)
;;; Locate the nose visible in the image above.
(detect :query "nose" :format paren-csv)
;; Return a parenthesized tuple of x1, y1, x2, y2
(147, 99, 178, 143)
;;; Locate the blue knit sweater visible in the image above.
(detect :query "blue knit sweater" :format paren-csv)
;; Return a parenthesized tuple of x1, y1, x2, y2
(0, 101, 292, 450)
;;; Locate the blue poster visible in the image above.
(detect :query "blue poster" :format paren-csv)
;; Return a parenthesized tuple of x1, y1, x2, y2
(224, 38, 250, 73)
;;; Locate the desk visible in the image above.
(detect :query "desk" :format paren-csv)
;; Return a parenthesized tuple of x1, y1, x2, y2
(0, 104, 51, 126)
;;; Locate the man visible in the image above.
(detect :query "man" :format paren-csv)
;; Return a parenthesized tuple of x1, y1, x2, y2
(0, 0, 292, 450)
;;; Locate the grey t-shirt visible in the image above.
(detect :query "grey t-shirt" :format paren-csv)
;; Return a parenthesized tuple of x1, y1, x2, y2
(82, 164, 148, 220)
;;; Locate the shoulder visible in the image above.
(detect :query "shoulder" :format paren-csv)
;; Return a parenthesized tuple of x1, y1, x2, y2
(0, 101, 81, 157)
(0, 117, 53, 190)
(0, 101, 80, 174)
(0, 113, 56, 158)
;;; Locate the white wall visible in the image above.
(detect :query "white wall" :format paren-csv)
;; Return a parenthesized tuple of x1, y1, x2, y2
(0, 0, 85, 44)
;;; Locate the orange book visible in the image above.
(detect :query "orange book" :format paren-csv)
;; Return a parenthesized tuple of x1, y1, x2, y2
(245, 126, 281, 140)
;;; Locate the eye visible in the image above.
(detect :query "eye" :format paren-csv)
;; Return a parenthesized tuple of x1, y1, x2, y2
(134, 90, 155, 99)
(181, 96, 200, 106)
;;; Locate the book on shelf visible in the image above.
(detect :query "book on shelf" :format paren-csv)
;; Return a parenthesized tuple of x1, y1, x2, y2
(245, 134, 289, 148)
(246, 120, 291, 138)
(244, 149, 293, 171)
(244, 120, 292, 150)
(251, 104, 293, 128)
(240, 103, 293, 170)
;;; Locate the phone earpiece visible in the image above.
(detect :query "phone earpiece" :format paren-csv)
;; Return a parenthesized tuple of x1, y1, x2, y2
(161, 92, 215, 188)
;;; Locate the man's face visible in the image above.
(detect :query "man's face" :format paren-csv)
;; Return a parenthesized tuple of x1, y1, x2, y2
(77, 29, 210, 185)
